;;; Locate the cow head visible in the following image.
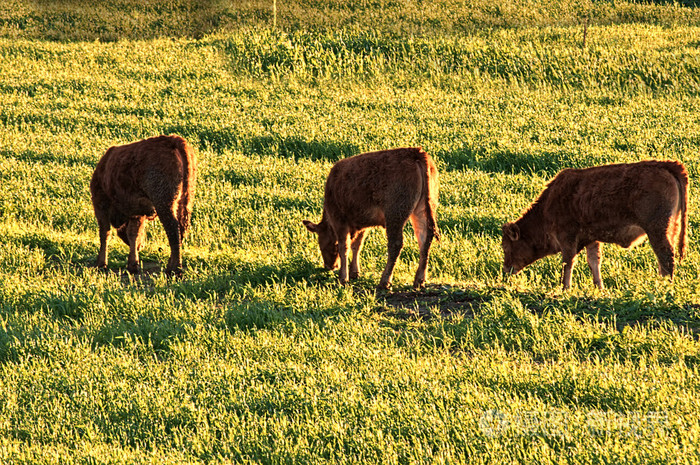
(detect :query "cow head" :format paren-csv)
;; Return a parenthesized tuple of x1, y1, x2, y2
(501, 222, 538, 275)
(303, 219, 340, 270)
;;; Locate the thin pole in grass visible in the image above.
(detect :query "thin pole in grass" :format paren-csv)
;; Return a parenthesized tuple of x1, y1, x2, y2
(582, 15, 590, 49)
(273, 0, 277, 28)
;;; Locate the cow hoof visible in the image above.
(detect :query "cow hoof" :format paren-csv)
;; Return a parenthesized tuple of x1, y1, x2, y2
(165, 267, 183, 278)
(412, 280, 425, 289)
(127, 264, 140, 274)
(349, 271, 360, 280)
(376, 281, 391, 291)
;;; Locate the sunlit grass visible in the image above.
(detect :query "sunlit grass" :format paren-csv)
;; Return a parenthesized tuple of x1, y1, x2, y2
(0, 4, 700, 463)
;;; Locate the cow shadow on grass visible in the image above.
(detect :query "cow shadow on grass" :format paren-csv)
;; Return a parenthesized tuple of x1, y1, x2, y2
(373, 289, 700, 416)
(0, 284, 192, 363)
(5, 229, 96, 268)
(78, 256, 354, 361)
(13, 231, 169, 280)
(7, 226, 699, 368)
(383, 285, 700, 412)
(374, 284, 700, 364)
(87, 254, 340, 352)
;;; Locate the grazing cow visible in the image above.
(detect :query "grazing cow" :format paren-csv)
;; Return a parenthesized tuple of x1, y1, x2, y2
(303, 147, 439, 289)
(502, 160, 688, 289)
(90, 135, 196, 275)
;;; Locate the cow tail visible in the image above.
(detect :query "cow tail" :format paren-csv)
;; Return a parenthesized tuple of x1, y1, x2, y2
(175, 138, 196, 239)
(672, 162, 689, 260)
(420, 149, 440, 241)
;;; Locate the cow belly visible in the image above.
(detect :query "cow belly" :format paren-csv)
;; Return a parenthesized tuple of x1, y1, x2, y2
(119, 195, 157, 218)
(597, 225, 646, 248)
(134, 197, 158, 218)
(352, 208, 386, 229)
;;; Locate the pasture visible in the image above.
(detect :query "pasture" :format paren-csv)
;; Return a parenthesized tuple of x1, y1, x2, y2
(1, 0, 700, 462)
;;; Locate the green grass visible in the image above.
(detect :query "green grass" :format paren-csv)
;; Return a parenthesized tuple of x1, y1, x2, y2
(1, 1, 700, 463)
(4, 0, 700, 41)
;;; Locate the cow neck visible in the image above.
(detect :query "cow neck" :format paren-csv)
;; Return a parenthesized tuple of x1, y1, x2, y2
(319, 210, 334, 234)
(320, 208, 331, 224)
(517, 198, 555, 253)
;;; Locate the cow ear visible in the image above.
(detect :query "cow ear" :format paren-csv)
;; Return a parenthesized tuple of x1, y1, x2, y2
(502, 222, 520, 241)
(303, 220, 319, 233)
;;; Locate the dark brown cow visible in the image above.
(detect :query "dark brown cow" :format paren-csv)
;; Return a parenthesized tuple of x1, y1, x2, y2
(502, 160, 688, 289)
(303, 147, 439, 289)
(90, 135, 196, 275)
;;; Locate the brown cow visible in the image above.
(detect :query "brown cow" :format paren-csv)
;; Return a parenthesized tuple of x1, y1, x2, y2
(502, 160, 688, 289)
(90, 135, 196, 275)
(303, 147, 439, 289)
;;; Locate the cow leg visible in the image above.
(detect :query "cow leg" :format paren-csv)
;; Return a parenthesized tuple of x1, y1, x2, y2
(95, 211, 111, 270)
(410, 211, 435, 289)
(126, 216, 146, 274)
(378, 220, 405, 290)
(349, 229, 367, 280)
(647, 230, 675, 277)
(560, 249, 578, 290)
(337, 229, 351, 284)
(156, 207, 183, 275)
(586, 242, 604, 289)
(135, 220, 147, 251)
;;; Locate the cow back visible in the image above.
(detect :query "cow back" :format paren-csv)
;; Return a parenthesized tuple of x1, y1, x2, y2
(91, 135, 196, 229)
(323, 147, 431, 230)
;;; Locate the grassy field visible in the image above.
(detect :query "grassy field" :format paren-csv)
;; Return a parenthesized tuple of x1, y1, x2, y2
(1, 1, 700, 463)
(4, 0, 700, 40)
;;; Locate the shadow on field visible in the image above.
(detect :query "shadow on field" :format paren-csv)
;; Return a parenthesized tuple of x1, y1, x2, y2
(371, 285, 700, 385)
(3, 242, 700, 366)
(438, 214, 503, 238)
(5, 223, 698, 366)
(6, 230, 96, 267)
(160, 124, 360, 161)
(374, 285, 700, 337)
(24, 0, 248, 42)
(247, 136, 360, 162)
(94, 259, 169, 283)
(92, 315, 188, 358)
(192, 256, 349, 333)
(4, 225, 179, 284)
(373, 285, 484, 320)
(435, 145, 608, 176)
(0, 148, 91, 167)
